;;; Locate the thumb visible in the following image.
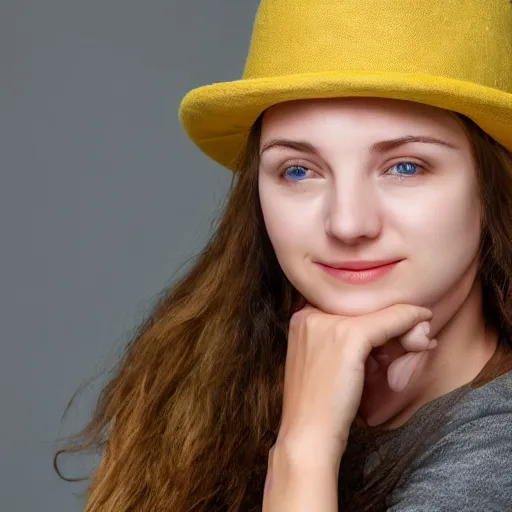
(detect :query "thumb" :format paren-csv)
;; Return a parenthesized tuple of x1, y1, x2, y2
(387, 348, 432, 392)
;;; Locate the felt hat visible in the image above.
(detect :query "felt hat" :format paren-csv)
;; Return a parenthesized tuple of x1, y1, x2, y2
(179, 0, 512, 171)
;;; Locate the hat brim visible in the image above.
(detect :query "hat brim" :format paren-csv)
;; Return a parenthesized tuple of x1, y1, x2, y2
(179, 70, 512, 171)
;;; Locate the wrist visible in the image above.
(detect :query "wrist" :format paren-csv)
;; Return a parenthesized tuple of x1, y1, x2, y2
(274, 431, 346, 472)
(264, 442, 340, 512)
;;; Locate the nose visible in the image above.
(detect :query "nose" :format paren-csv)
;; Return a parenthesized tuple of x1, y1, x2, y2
(325, 177, 382, 243)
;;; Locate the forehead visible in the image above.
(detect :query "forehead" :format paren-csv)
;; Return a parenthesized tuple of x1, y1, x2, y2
(260, 97, 469, 146)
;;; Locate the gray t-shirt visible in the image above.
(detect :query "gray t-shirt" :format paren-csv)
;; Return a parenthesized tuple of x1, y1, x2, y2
(368, 369, 512, 511)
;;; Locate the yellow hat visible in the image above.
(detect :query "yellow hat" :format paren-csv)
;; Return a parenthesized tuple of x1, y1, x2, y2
(179, 0, 512, 171)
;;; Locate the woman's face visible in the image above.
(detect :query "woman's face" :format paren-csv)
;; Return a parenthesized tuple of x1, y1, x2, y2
(258, 97, 482, 316)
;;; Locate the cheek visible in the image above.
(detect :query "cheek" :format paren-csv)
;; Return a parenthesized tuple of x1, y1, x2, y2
(259, 188, 321, 254)
(392, 182, 481, 278)
(426, 185, 480, 251)
(388, 174, 480, 241)
(262, 210, 318, 267)
(259, 195, 324, 285)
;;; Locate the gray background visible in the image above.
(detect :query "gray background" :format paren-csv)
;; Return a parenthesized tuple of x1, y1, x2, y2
(1, 1, 259, 510)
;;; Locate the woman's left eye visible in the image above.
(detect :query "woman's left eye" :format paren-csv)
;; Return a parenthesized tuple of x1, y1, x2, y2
(281, 165, 311, 182)
(386, 161, 424, 177)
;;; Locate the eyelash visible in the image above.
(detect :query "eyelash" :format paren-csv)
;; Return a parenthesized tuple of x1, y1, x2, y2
(279, 160, 427, 186)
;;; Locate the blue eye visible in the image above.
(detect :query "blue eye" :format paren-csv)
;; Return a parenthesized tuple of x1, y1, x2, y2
(281, 161, 423, 183)
(283, 165, 309, 181)
(389, 162, 421, 176)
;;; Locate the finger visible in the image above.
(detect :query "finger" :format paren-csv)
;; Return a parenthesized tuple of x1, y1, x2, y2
(387, 351, 426, 392)
(361, 304, 433, 350)
(398, 321, 432, 352)
(371, 321, 436, 360)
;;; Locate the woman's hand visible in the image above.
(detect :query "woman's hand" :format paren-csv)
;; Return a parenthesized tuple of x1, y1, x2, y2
(276, 302, 436, 465)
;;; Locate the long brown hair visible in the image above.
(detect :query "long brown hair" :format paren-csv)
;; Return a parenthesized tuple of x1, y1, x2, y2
(54, 109, 512, 511)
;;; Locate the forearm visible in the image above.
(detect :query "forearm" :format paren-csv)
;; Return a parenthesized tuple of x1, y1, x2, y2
(262, 442, 341, 512)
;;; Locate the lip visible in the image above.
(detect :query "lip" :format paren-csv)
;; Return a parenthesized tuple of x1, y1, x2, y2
(320, 259, 402, 270)
(316, 260, 402, 284)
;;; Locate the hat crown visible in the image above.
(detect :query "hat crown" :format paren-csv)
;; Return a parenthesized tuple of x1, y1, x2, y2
(243, 0, 512, 92)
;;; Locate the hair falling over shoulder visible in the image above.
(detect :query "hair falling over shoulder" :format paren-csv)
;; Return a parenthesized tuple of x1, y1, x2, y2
(55, 114, 512, 512)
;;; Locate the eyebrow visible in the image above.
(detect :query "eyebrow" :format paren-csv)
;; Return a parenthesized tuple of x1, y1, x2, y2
(259, 135, 459, 157)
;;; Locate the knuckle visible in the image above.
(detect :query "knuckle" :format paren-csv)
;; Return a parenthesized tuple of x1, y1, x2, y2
(334, 320, 351, 339)
(336, 320, 361, 349)
(290, 310, 302, 325)
(304, 312, 321, 333)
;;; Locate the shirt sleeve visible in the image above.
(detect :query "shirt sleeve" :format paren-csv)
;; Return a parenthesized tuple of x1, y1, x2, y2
(386, 412, 512, 512)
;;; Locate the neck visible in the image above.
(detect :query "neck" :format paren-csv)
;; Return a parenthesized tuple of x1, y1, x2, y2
(360, 272, 498, 430)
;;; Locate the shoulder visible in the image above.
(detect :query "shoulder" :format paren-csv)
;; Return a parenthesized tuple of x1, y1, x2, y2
(386, 370, 512, 511)
(444, 366, 512, 427)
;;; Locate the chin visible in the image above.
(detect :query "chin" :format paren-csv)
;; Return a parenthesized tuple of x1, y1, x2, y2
(314, 292, 407, 317)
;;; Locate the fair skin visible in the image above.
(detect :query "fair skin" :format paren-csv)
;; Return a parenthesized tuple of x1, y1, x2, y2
(258, 97, 497, 429)
(263, 303, 435, 511)
(258, 97, 499, 509)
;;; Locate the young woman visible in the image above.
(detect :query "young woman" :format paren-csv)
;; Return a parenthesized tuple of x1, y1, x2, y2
(55, 0, 512, 510)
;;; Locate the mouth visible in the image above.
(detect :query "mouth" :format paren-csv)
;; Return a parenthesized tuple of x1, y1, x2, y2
(319, 259, 403, 270)
(316, 260, 403, 284)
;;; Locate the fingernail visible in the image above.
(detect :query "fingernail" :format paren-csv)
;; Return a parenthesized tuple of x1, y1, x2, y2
(421, 322, 430, 336)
